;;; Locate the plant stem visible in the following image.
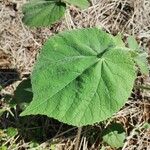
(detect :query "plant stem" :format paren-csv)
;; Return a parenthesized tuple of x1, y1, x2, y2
(75, 127, 82, 150)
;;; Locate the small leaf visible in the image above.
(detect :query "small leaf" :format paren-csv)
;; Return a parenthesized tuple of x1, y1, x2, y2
(6, 127, 18, 137)
(103, 131, 125, 148)
(127, 36, 139, 51)
(50, 144, 56, 150)
(21, 28, 136, 126)
(64, 0, 90, 9)
(22, 0, 66, 27)
(29, 142, 39, 148)
(113, 33, 125, 47)
(102, 123, 126, 148)
(11, 78, 33, 109)
(135, 52, 149, 75)
(127, 36, 149, 75)
(0, 146, 7, 150)
(141, 122, 150, 129)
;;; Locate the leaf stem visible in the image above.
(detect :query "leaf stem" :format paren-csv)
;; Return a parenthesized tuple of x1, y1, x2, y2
(75, 127, 82, 150)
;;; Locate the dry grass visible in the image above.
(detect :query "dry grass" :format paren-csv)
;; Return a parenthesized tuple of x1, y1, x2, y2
(0, 0, 150, 149)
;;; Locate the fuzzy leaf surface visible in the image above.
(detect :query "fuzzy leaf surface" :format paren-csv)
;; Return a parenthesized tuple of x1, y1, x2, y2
(22, 0, 66, 27)
(21, 28, 136, 126)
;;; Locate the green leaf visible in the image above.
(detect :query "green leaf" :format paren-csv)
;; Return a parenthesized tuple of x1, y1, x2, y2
(102, 123, 126, 148)
(127, 36, 149, 75)
(103, 131, 125, 148)
(0, 146, 7, 150)
(64, 0, 90, 9)
(127, 36, 139, 51)
(135, 52, 149, 75)
(11, 79, 33, 109)
(113, 33, 125, 47)
(21, 28, 136, 126)
(22, 0, 66, 27)
(29, 142, 39, 148)
(6, 127, 18, 137)
(50, 144, 56, 150)
(141, 122, 150, 129)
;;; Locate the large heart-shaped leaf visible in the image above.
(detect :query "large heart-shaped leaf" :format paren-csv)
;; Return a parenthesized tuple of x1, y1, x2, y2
(64, 0, 90, 9)
(21, 28, 136, 126)
(22, 0, 66, 27)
